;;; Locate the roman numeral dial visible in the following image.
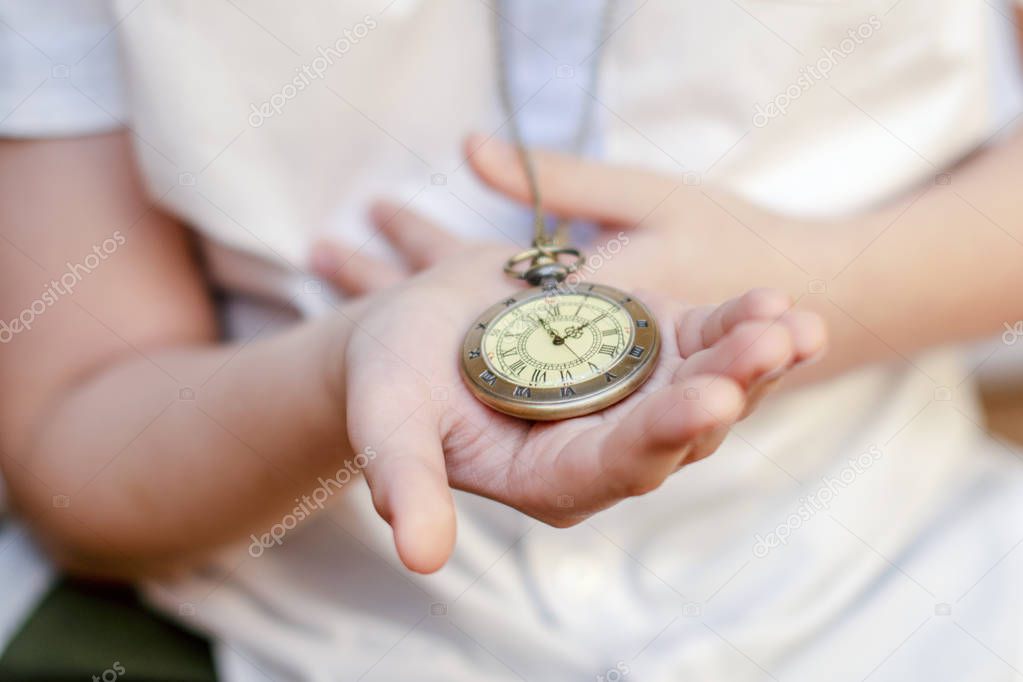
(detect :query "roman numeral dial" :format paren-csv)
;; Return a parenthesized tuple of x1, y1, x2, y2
(462, 282, 660, 421)
(480, 291, 634, 388)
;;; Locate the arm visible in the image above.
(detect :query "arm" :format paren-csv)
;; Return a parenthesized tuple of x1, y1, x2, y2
(467, 128, 1023, 382)
(810, 132, 1023, 377)
(1, 132, 823, 579)
(0, 132, 355, 578)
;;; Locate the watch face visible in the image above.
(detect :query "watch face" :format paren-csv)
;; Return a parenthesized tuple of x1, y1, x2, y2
(481, 291, 633, 387)
(461, 283, 660, 420)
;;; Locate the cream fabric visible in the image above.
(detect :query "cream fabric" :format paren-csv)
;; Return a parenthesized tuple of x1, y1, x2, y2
(2, 1, 1023, 679)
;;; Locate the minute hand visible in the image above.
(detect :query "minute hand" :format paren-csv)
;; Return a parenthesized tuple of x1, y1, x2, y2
(560, 335, 588, 365)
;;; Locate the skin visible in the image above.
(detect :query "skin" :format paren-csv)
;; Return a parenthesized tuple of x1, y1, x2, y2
(318, 124, 1023, 571)
(0, 133, 820, 578)
(457, 131, 1023, 384)
(5, 15, 1023, 574)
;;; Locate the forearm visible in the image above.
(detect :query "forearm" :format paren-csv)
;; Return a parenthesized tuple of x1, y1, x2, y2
(820, 135, 1023, 377)
(4, 312, 354, 578)
(634, 130, 1023, 381)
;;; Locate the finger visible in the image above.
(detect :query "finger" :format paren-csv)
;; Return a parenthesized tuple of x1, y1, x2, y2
(777, 310, 827, 365)
(465, 134, 680, 227)
(676, 288, 792, 357)
(734, 312, 826, 416)
(349, 403, 456, 574)
(370, 200, 462, 270)
(686, 425, 731, 465)
(310, 240, 405, 296)
(670, 418, 733, 470)
(601, 377, 745, 497)
(560, 376, 744, 508)
(741, 375, 783, 419)
(676, 320, 794, 391)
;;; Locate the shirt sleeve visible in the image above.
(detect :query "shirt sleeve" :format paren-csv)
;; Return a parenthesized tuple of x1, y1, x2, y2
(0, 0, 128, 138)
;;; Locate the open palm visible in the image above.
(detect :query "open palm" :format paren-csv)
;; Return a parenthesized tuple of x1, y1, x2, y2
(321, 203, 825, 573)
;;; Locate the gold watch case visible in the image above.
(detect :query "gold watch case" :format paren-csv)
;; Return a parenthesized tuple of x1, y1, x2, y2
(460, 282, 660, 420)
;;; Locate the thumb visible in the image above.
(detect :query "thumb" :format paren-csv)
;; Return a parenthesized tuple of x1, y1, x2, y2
(465, 133, 680, 228)
(348, 399, 456, 573)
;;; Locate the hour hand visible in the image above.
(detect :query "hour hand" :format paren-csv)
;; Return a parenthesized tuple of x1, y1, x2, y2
(537, 317, 564, 344)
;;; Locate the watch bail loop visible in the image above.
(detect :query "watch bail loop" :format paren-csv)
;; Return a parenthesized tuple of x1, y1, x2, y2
(503, 244, 583, 286)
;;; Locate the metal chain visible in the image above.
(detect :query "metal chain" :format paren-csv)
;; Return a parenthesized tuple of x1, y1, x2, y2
(492, 0, 616, 249)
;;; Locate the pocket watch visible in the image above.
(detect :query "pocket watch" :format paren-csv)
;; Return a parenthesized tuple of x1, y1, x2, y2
(462, 0, 658, 421)
(461, 254, 660, 420)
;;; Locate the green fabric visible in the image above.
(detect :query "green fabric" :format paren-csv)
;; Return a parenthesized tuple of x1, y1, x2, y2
(0, 577, 216, 682)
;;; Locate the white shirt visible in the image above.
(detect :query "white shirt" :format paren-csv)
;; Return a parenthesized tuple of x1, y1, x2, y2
(3, 1, 1023, 680)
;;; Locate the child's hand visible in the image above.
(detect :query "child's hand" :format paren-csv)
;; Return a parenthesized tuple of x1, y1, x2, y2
(317, 204, 825, 574)
(462, 134, 829, 307)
